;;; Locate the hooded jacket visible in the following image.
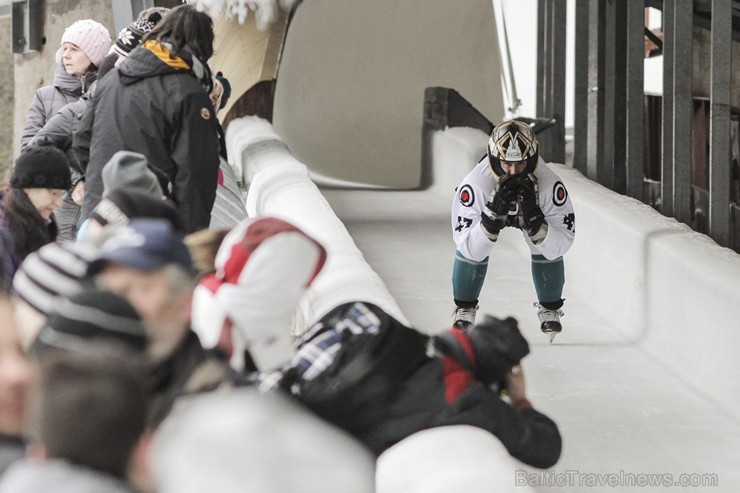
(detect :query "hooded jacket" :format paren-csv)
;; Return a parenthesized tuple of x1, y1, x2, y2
(79, 42, 220, 233)
(0, 459, 136, 493)
(20, 61, 95, 150)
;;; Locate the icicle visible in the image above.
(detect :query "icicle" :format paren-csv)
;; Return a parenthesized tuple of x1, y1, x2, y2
(185, 0, 296, 28)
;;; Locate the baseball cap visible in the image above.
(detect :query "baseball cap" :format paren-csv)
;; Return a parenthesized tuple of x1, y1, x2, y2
(88, 219, 193, 275)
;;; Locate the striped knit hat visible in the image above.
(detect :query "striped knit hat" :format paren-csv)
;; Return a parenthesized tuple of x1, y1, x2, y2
(31, 288, 148, 358)
(12, 241, 96, 315)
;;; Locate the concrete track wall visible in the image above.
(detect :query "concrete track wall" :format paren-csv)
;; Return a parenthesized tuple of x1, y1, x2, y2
(272, 0, 504, 189)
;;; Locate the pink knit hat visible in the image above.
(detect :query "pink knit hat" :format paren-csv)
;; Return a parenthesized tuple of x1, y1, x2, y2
(61, 19, 111, 68)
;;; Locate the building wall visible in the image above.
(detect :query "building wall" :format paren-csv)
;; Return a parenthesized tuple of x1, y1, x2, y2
(12, 0, 114, 161)
(0, 11, 13, 181)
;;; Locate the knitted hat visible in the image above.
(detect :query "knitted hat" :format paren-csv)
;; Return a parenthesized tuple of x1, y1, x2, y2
(12, 241, 96, 315)
(61, 19, 112, 68)
(88, 219, 193, 274)
(102, 150, 164, 198)
(31, 288, 149, 358)
(113, 17, 157, 57)
(11, 145, 72, 190)
(91, 188, 182, 232)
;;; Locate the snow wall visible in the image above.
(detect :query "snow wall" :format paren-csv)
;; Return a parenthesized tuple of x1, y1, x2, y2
(560, 164, 740, 422)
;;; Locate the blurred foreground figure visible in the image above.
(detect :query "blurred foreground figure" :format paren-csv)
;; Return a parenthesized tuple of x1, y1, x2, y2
(151, 388, 375, 493)
(0, 296, 31, 475)
(0, 347, 147, 493)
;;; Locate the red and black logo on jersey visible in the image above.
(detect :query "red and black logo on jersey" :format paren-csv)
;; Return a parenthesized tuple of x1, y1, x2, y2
(459, 184, 475, 207)
(553, 181, 568, 206)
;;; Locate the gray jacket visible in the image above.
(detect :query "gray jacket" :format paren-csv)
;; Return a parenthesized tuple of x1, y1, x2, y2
(0, 459, 136, 493)
(20, 61, 87, 150)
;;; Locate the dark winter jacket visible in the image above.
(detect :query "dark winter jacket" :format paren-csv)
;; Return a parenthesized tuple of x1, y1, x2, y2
(20, 61, 95, 150)
(0, 459, 137, 493)
(287, 302, 562, 468)
(148, 330, 237, 428)
(78, 42, 220, 233)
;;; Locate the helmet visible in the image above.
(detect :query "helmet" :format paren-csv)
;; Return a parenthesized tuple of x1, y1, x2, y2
(487, 120, 539, 177)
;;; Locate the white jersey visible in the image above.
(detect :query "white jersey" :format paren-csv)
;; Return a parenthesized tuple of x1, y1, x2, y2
(452, 156, 575, 262)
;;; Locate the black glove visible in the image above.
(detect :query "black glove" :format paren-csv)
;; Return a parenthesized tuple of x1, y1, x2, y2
(468, 315, 530, 387)
(490, 174, 521, 215)
(481, 174, 520, 241)
(517, 174, 547, 242)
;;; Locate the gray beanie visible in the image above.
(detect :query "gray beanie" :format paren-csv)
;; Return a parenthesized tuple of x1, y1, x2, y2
(102, 150, 164, 198)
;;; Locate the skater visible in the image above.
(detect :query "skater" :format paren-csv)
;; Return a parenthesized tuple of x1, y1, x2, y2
(451, 120, 575, 341)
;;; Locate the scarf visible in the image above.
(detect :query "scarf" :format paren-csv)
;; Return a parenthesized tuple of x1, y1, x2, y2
(142, 40, 213, 94)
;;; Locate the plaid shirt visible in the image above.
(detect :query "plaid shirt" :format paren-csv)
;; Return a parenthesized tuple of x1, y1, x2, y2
(258, 302, 384, 392)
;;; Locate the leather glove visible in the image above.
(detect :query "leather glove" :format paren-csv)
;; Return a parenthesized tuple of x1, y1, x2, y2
(481, 174, 520, 241)
(517, 174, 547, 243)
(490, 174, 521, 215)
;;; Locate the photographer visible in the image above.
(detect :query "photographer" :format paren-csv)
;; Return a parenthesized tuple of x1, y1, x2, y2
(191, 217, 561, 469)
(451, 120, 576, 341)
(274, 302, 562, 469)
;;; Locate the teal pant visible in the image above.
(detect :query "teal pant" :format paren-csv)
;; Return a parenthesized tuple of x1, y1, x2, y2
(452, 251, 564, 305)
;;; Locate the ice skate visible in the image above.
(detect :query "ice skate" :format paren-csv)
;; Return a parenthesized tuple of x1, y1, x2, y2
(534, 302, 563, 343)
(452, 305, 478, 331)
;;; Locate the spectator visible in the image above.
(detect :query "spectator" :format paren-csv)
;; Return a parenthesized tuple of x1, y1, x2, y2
(74, 149, 175, 241)
(0, 146, 71, 289)
(79, 4, 221, 233)
(100, 151, 164, 198)
(0, 346, 147, 493)
(20, 19, 110, 149)
(79, 187, 181, 243)
(0, 296, 32, 475)
(11, 241, 95, 350)
(23, 19, 111, 241)
(88, 219, 236, 427)
(70, 9, 169, 185)
(28, 288, 149, 359)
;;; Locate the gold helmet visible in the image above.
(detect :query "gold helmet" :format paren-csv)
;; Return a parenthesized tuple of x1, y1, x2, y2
(487, 120, 539, 177)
